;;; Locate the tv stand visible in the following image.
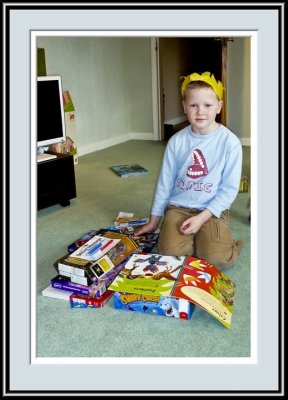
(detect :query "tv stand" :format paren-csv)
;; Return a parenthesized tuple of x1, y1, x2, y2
(37, 152, 57, 162)
(38, 152, 77, 210)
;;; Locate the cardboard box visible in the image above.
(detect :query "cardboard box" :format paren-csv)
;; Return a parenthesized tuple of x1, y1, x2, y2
(65, 111, 77, 142)
(70, 290, 113, 308)
(63, 91, 77, 141)
(72, 154, 78, 165)
(113, 292, 195, 320)
(42, 284, 74, 301)
(51, 136, 78, 165)
(63, 91, 78, 165)
(51, 274, 107, 299)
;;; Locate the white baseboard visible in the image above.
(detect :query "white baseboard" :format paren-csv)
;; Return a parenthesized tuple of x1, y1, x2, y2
(241, 138, 251, 146)
(77, 134, 130, 156)
(77, 132, 154, 157)
(77, 133, 250, 157)
(164, 115, 187, 126)
(129, 132, 154, 140)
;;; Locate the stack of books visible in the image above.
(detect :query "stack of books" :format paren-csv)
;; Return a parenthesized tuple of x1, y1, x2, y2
(43, 230, 141, 308)
(55, 234, 122, 286)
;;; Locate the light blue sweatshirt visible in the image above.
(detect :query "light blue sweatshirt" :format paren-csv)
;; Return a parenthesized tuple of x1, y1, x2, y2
(151, 124, 242, 218)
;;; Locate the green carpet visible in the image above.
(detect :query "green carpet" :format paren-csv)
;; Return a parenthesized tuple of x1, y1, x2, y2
(36, 140, 251, 358)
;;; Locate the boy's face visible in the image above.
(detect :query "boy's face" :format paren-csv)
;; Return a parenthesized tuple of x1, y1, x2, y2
(182, 87, 223, 134)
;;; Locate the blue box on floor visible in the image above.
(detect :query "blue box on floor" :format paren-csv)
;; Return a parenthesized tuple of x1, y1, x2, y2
(113, 292, 195, 320)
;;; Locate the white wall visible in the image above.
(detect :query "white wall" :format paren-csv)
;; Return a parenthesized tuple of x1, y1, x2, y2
(37, 36, 251, 156)
(37, 36, 154, 156)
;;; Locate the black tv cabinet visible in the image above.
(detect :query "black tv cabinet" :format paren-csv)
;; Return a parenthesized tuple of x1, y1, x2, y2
(38, 153, 77, 210)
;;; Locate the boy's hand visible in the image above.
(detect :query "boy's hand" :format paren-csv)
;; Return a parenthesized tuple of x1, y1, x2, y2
(180, 215, 203, 235)
(180, 209, 213, 235)
(134, 222, 157, 236)
(134, 215, 161, 236)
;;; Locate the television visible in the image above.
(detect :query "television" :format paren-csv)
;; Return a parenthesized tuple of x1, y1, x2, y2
(37, 75, 66, 150)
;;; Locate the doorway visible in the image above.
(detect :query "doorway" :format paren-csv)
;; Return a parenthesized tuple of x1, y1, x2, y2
(153, 37, 229, 140)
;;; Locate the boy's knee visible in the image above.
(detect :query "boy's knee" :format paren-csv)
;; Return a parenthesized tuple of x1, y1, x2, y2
(201, 254, 237, 270)
(197, 240, 244, 270)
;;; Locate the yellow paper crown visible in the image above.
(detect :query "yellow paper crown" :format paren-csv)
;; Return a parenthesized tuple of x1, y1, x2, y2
(181, 71, 224, 100)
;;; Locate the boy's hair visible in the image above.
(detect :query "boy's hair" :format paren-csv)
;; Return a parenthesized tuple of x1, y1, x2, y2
(183, 81, 221, 100)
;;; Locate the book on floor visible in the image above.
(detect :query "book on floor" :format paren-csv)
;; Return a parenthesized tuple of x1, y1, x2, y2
(109, 253, 185, 297)
(111, 164, 148, 178)
(172, 256, 236, 329)
(109, 253, 236, 328)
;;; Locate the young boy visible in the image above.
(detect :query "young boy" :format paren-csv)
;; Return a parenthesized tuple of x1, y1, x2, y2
(135, 71, 244, 270)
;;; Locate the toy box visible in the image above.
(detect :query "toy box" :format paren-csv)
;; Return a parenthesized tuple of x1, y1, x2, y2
(113, 292, 195, 320)
(70, 290, 113, 308)
(51, 274, 107, 298)
(42, 284, 74, 301)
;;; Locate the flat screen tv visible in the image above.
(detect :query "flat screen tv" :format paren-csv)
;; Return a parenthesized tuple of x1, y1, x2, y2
(37, 75, 66, 149)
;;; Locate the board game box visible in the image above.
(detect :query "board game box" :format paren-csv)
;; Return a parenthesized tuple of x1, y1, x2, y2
(51, 274, 107, 298)
(113, 292, 195, 320)
(70, 290, 114, 308)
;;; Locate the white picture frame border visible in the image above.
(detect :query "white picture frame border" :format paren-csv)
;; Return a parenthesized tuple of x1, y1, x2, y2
(4, 2, 283, 394)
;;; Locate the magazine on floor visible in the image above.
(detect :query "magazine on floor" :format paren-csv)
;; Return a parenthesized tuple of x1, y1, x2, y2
(111, 164, 148, 178)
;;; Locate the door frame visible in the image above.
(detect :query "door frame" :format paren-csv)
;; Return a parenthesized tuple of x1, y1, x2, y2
(151, 36, 228, 141)
(151, 37, 162, 141)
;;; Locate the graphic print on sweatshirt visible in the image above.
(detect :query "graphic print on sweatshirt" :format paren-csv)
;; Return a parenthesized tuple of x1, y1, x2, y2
(187, 149, 208, 179)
